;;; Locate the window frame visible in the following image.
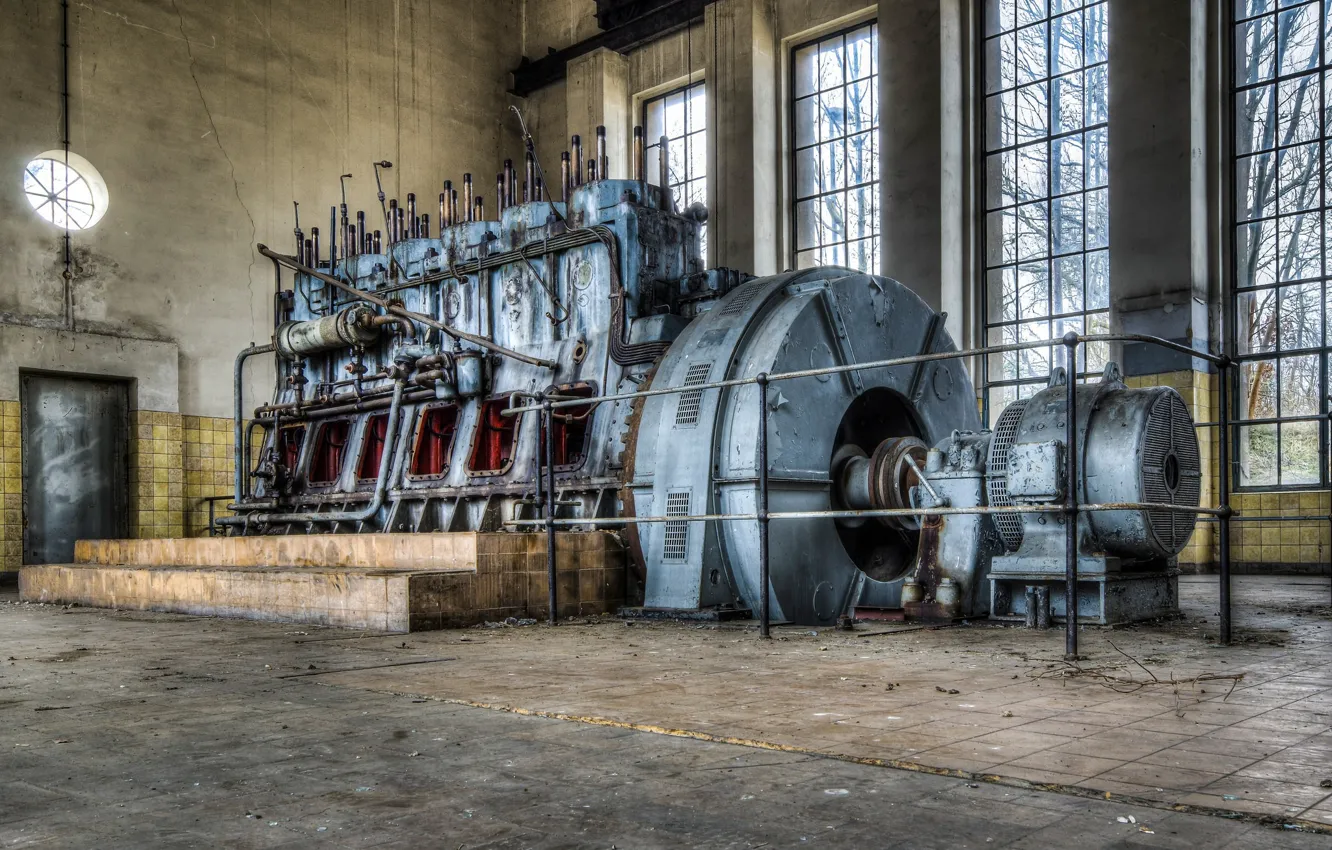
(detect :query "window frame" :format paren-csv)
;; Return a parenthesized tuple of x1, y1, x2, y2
(977, 0, 1112, 425)
(642, 80, 707, 237)
(788, 19, 881, 274)
(1227, 0, 1332, 492)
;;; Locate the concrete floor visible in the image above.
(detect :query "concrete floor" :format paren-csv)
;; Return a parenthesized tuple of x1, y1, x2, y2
(1, 577, 1329, 847)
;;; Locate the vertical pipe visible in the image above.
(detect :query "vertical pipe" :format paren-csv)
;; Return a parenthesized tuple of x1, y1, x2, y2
(534, 174, 543, 203)
(1219, 358, 1233, 645)
(329, 206, 337, 268)
(397, 208, 406, 242)
(560, 152, 571, 202)
(234, 344, 276, 504)
(595, 125, 607, 178)
(496, 173, 507, 215)
(451, 190, 459, 226)
(463, 175, 473, 222)
(474, 196, 484, 222)
(571, 135, 583, 186)
(543, 399, 558, 626)
(304, 238, 313, 267)
(587, 160, 598, 183)
(525, 152, 536, 203)
(757, 373, 771, 639)
(658, 134, 670, 196)
(388, 199, 398, 242)
(357, 211, 365, 249)
(373, 230, 382, 253)
(504, 159, 515, 208)
(633, 126, 645, 181)
(439, 193, 448, 230)
(407, 193, 417, 237)
(311, 227, 320, 267)
(297, 235, 307, 266)
(1062, 333, 1079, 661)
(347, 225, 357, 256)
(420, 213, 429, 239)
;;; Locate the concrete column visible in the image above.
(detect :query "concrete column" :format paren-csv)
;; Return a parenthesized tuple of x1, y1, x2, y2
(878, 0, 971, 345)
(1108, 0, 1211, 374)
(705, 0, 779, 276)
(566, 49, 631, 180)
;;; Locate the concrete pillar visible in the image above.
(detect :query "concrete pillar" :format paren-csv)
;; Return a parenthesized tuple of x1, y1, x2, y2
(878, 0, 971, 345)
(1108, 0, 1211, 374)
(705, 0, 779, 275)
(566, 49, 631, 180)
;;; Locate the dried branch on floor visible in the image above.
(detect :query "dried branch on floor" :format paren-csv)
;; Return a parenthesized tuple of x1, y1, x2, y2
(1025, 640, 1245, 695)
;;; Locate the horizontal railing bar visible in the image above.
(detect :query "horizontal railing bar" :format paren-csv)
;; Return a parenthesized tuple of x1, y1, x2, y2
(500, 331, 1224, 416)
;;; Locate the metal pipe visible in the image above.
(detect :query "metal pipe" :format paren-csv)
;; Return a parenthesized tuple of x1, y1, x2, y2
(298, 236, 307, 267)
(311, 228, 320, 267)
(463, 174, 473, 222)
(258, 245, 557, 368)
(496, 173, 506, 216)
(560, 152, 571, 202)
(758, 373, 771, 638)
(633, 125, 645, 181)
(234, 343, 277, 504)
(439, 192, 448, 230)
(587, 160, 597, 183)
(357, 211, 366, 250)
(372, 230, 382, 253)
(1063, 333, 1079, 661)
(420, 214, 429, 239)
(329, 206, 337, 268)
(407, 194, 417, 237)
(388, 199, 398, 242)
(658, 134, 670, 191)
(1219, 358, 1233, 645)
(347, 225, 357, 256)
(451, 190, 459, 226)
(543, 399, 558, 626)
(596, 125, 607, 178)
(571, 134, 583, 186)
(234, 382, 407, 527)
(525, 152, 535, 203)
(370, 314, 417, 339)
(474, 196, 484, 222)
(504, 159, 515, 208)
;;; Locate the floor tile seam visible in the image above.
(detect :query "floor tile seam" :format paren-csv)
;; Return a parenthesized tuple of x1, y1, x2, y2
(366, 686, 1332, 836)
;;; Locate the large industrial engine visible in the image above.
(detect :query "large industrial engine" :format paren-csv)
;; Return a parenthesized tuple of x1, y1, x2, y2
(228, 131, 1200, 627)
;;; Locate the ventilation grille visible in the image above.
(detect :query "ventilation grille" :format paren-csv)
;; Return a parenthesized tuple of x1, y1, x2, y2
(986, 398, 1031, 551)
(1140, 391, 1201, 555)
(662, 491, 691, 561)
(674, 362, 713, 427)
(720, 280, 764, 316)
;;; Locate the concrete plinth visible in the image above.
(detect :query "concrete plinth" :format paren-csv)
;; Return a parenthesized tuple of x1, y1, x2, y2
(19, 532, 626, 632)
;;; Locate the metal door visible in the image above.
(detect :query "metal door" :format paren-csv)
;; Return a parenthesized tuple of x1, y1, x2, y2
(20, 374, 129, 564)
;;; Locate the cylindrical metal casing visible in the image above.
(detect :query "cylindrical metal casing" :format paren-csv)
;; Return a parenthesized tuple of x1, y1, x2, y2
(388, 199, 398, 241)
(420, 214, 429, 238)
(463, 175, 473, 222)
(560, 152, 571, 201)
(596, 125, 607, 178)
(407, 193, 417, 237)
(587, 159, 597, 182)
(633, 125, 645, 181)
(356, 211, 365, 247)
(373, 230, 382, 253)
(347, 225, 357, 256)
(311, 227, 320, 266)
(571, 135, 582, 185)
(658, 134, 670, 197)
(474, 196, 484, 221)
(524, 153, 535, 203)
(275, 304, 379, 360)
(496, 173, 506, 215)
(455, 350, 485, 397)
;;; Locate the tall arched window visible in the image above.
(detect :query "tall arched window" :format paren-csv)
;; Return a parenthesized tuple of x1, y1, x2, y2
(1232, 0, 1330, 489)
(981, 0, 1109, 423)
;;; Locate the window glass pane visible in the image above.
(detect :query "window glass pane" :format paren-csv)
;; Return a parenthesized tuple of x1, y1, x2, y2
(791, 24, 879, 273)
(984, 0, 1106, 420)
(643, 80, 707, 250)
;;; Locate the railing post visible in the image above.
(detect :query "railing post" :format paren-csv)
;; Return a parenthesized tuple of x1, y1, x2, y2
(1218, 358, 1233, 646)
(542, 398, 558, 626)
(1063, 333, 1079, 661)
(757, 372, 771, 639)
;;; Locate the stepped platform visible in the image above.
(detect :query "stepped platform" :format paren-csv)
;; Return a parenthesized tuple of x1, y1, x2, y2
(18, 532, 625, 632)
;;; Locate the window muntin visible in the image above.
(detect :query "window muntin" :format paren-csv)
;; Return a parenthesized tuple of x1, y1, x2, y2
(1232, 0, 1330, 488)
(645, 81, 707, 255)
(791, 22, 880, 273)
(22, 151, 108, 230)
(982, 0, 1109, 424)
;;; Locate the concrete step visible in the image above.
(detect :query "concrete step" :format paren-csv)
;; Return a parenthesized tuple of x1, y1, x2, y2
(23, 532, 626, 632)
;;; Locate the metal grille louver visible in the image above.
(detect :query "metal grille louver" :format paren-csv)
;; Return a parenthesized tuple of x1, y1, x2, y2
(986, 398, 1030, 551)
(1140, 391, 1201, 555)
(662, 491, 691, 561)
(720, 280, 764, 316)
(674, 362, 713, 427)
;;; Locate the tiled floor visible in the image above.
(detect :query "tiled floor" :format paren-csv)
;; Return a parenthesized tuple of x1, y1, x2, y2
(311, 575, 1332, 828)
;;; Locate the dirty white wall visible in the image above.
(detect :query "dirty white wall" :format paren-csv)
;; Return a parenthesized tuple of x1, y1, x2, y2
(1, 0, 523, 418)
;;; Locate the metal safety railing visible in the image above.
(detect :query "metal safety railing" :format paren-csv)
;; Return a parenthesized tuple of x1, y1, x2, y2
(499, 331, 1331, 659)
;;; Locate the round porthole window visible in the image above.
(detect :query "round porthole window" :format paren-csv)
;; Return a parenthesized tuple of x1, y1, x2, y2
(22, 150, 109, 230)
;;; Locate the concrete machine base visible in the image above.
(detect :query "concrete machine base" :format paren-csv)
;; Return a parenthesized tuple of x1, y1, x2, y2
(989, 570, 1180, 625)
(19, 532, 626, 632)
